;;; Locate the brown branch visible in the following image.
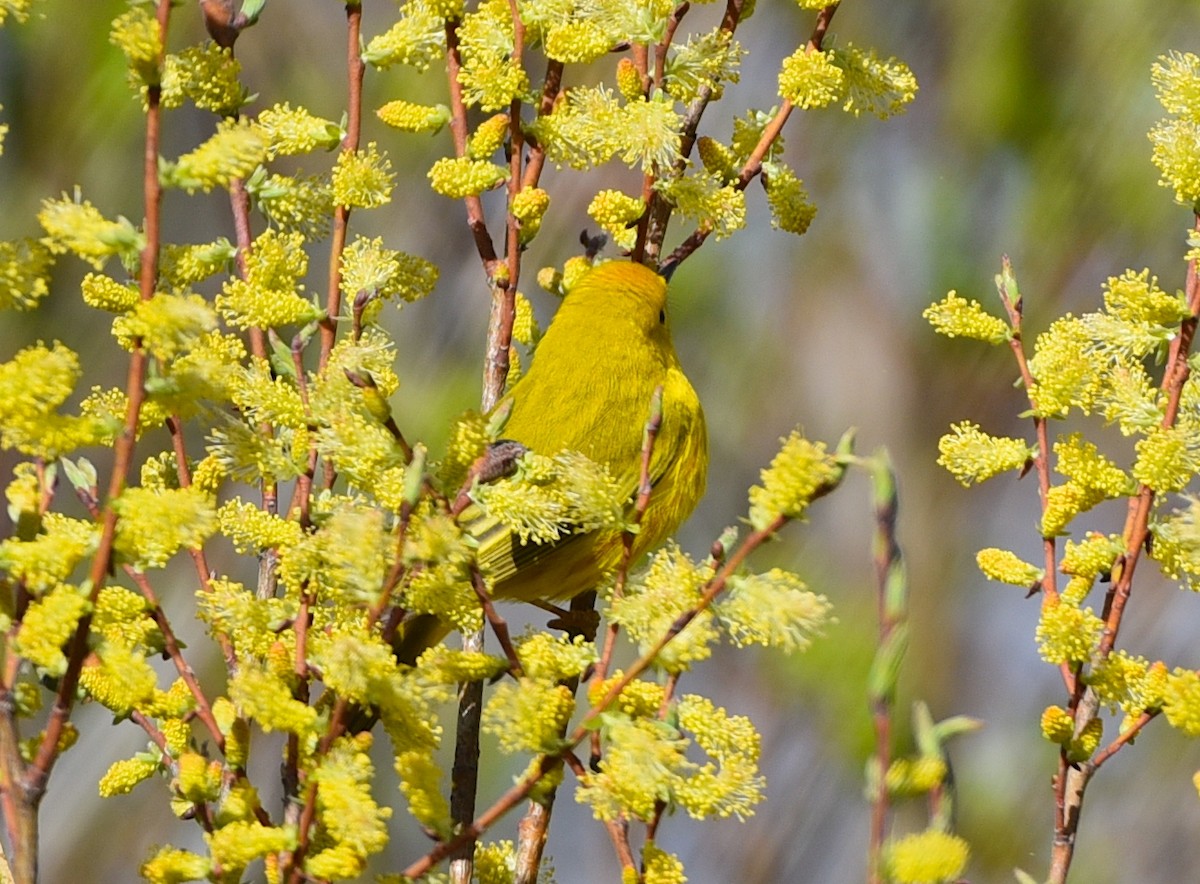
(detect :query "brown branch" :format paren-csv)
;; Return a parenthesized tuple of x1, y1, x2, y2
(164, 415, 235, 667)
(1047, 216, 1200, 884)
(1091, 710, 1158, 770)
(227, 177, 264, 360)
(281, 587, 316, 882)
(588, 386, 664, 766)
(318, 2, 365, 374)
(20, 0, 172, 816)
(139, 579, 225, 750)
(62, 449, 226, 749)
(448, 672, 484, 884)
(520, 59, 564, 190)
(994, 258, 1065, 617)
(0, 689, 33, 884)
(470, 567, 523, 674)
(444, 20, 500, 271)
(445, 5, 533, 873)
(1098, 225, 1200, 658)
(639, 0, 751, 263)
(655, 4, 690, 89)
(562, 751, 637, 873)
(661, 4, 838, 271)
(226, 163, 284, 613)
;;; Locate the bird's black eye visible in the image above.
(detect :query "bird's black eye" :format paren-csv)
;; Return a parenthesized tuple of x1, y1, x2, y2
(658, 308, 666, 324)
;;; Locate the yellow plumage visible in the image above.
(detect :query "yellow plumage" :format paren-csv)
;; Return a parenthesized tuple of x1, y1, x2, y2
(399, 260, 707, 658)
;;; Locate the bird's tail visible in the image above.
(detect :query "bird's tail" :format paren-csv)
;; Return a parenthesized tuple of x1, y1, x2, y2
(391, 611, 453, 665)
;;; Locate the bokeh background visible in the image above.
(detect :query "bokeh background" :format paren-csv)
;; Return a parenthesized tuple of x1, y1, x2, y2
(4, 1, 1200, 881)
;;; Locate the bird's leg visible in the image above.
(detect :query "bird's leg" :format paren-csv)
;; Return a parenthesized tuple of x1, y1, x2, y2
(542, 597, 601, 644)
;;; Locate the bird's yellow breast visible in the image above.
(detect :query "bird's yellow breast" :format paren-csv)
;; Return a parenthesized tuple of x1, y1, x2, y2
(476, 260, 707, 601)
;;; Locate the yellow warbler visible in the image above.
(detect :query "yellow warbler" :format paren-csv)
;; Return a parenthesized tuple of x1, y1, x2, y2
(400, 259, 707, 657)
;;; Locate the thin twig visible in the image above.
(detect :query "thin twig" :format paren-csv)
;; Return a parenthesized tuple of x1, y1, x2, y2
(66, 473, 226, 749)
(562, 751, 637, 873)
(227, 177, 264, 360)
(318, 2, 365, 373)
(865, 453, 906, 884)
(588, 387, 663, 766)
(660, 3, 838, 271)
(995, 259, 1066, 676)
(638, 0, 749, 264)
(513, 387, 666, 879)
(283, 10, 367, 876)
(520, 59, 564, 190)
(444, 20, 500, 271)
(470, 567, 523, 675)
(1047, 215, 1200, 884)
(22, 0, 171, 808)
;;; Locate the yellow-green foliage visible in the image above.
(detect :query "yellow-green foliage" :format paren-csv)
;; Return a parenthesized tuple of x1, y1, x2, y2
(0, 238, 53, 311)
(13, 584, 90, 677)
(217, 228, 319, 328)
(748, 430, 846, 529)
(576, 692, 765, 822)
(609, 543, 718, 672)
(885, 829, 970, 884)
(975, 548, 1043, 587)
(332, 142, 396, 208)
(164, 118, 268, 192)
(0, 1, 921, 880)
(308, 734, 392, 878)
(929, 51, 1200, 857)
(922, 290, 1009, 343)
(1150, 51, 1200, 207)
(164, 44, 248, 116)
(936, 422, 1033, 487)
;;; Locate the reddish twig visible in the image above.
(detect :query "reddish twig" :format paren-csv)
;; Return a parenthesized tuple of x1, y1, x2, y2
(227, 177, 264, 360)
(660, 3, 838, 271)
(470, 567, 523, 675)
(562, 750, 637, 873)
(1046, 216, 1200, 884)
(520, 59, 564, 190)
(994, 258, 1064, 608)
(1098, 236, 1200, 657)
(1092, 710, 1158, 770)
(284, 11, 368, 873)
(865, 453, 905, 884)
(4, 7, 173, 883)
(638, 0, 750, 264)
(22, 0, 171, 805)
(589, 386, 663, 764)
(318, 1, 365, 374)
(444, 21, 500, 272)
(512, 387, 666, 878)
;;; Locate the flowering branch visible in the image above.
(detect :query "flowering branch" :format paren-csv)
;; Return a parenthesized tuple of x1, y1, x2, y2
(662, 2, 838, 271)
(403, 431, 850, 878)
(1048, 214, 1200, 884)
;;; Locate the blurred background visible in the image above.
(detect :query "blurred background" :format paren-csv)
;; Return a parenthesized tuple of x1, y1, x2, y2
(4, 0, 1200, 880)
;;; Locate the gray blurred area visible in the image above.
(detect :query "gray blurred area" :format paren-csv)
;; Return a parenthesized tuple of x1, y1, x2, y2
(3, 1, 1200, 881)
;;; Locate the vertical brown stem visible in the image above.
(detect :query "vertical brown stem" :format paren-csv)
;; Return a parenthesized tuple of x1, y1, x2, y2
(1046, 218, 1200, 883)
(319, 2, 365, 371)
(4, 5, 173, 881)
